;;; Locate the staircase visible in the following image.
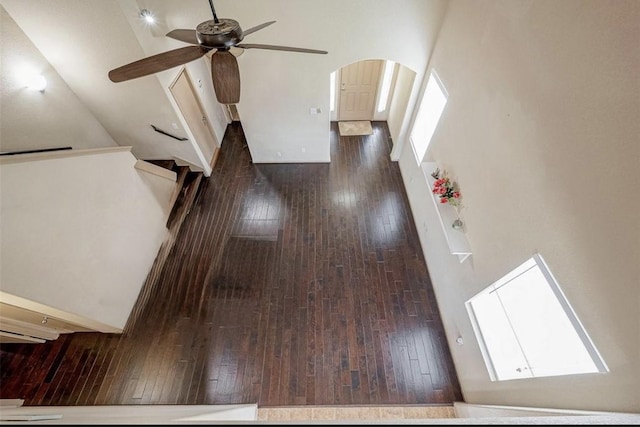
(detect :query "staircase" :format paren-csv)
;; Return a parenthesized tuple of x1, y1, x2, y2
(123, 160, 204, 333)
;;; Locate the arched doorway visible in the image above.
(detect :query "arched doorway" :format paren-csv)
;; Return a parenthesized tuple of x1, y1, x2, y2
(330, 59, 417, 156)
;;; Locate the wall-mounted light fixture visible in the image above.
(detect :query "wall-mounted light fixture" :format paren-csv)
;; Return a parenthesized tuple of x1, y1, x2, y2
(140, 9, 155, 24)
(16, 64, 47, 92)
(27, 74, 47, 92)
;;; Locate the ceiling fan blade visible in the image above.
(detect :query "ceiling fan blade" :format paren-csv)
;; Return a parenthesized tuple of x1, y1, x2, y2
(235, 43, 328, 54)
(241, 21, 276, 37)
(211, 50, 240, 104)
(109, 46, 208, 83)
(166, 29, 199, 45)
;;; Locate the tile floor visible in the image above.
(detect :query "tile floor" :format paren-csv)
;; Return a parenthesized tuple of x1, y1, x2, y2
(257, 405, 456, 422)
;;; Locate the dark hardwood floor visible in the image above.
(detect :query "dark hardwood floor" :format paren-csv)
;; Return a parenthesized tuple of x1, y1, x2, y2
(0, 121, 462, 407)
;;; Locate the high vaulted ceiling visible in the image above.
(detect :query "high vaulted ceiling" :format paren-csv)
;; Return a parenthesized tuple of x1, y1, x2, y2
(1, 0, 231, 167)
(1, 0, 446, 165)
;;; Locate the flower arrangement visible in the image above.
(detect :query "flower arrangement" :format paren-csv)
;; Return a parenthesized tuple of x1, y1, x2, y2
(430, 168, 462, 207)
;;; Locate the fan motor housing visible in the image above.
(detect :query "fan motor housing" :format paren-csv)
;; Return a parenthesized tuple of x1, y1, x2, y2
(196, 18, 243, 48)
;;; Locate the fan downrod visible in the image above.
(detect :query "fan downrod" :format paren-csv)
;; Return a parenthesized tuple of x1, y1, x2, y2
(208, 0, 219, 23)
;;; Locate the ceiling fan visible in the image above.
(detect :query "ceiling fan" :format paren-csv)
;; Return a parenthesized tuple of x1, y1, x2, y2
(108, 0, 328, 104)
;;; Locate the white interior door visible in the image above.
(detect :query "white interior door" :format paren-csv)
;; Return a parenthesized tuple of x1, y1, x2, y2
(170, 68, 219, 164)
(338, 60, 383, 121)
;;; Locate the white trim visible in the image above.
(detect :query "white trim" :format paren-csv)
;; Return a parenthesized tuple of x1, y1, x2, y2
(0, 331, 45, 344)
(0, 400, 24, 408)
(0, 291, 122, 334)
(134, 160, 177, 182)
(0, 316, 61, 341)
(454, 402, 640, 418)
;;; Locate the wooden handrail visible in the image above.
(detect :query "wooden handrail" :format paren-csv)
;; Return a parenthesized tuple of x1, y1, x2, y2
(0, 146, 72, 156)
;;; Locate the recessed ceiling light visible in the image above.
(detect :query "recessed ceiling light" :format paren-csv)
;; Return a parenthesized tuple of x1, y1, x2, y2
(140, 9, 155, 24)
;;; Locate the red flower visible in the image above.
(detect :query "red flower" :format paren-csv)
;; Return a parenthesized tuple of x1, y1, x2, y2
(432, 169, 462, 207)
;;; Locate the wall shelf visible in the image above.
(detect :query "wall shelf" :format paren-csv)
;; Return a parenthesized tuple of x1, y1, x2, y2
(422, 162, 472, 263)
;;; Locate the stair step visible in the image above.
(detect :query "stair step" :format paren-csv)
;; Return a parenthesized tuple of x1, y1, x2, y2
(167, 171, 203, 230)
(164, 166, 188, 224)
(146, 159, 177, 172)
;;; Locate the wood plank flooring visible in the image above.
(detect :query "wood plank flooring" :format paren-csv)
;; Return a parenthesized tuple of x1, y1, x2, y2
(0, 121, 462, 407)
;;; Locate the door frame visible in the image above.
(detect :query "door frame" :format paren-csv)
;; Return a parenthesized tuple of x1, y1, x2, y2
(332, 59, 399, 123)
(168, 67, 218, 174)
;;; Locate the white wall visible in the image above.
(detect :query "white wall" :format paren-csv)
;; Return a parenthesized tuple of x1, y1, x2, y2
(0, 149, 175, 332)
(387, 64, 417, 155)
(0, 7, 118, 152)
(399, 0, 640, 413)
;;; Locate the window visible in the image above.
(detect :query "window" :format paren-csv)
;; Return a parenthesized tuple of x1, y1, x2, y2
(409, 70, 447, 164)
(465, 253, 608, 381)
(376, 60, 396, 112)
(329, 71, 336, 112)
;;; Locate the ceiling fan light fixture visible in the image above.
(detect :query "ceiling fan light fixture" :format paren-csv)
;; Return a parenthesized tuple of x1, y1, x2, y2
(109, 0, 328, 104)
(140, 9, 155, 24)
(229, 46, 244, 57)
